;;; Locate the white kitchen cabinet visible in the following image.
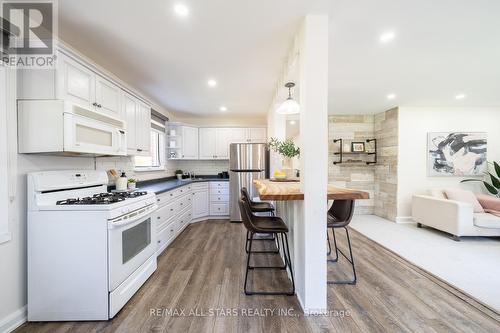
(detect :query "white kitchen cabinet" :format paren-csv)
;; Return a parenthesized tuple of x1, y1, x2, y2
(180, 126, 198, 159)
(199, 128, 217, 159)
(247, 128, 267, 143)
(209, 182, 229, 216)
(57, 53, 95, 110)
(192, 189, 209, 219)
(215, 128, 231, 159)
(123, 91, 150, 155)
(95, 75, 122, 118)
(229, 128, 247, 143)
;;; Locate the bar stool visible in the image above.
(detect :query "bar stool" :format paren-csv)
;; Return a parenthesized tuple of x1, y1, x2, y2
(327, 199, 357, 285)
(239, 197, 295, 295)
(241, 187, 278, 254)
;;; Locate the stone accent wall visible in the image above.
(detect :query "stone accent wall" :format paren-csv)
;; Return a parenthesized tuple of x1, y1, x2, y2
(374, 108, 399, 221)
(328, 115, 375, 214)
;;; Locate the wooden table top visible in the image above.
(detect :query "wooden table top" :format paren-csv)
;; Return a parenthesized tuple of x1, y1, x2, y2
(253, 179, 370, 201)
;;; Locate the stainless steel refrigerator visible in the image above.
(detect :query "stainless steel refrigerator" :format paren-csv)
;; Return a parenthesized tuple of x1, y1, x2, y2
(229, 143, 269, 222)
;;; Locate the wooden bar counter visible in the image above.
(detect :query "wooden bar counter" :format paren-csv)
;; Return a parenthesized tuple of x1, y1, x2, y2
(253, 179, 370, 201)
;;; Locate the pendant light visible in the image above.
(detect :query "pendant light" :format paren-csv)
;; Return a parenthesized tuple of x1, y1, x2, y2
(276, 82, 300, 115)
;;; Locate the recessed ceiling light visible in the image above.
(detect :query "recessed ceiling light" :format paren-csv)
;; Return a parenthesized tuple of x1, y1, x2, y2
(379, 31, 396, 43)
(455, 94, 467, 100)
(174, 3, 189, 17)
(387, 93, 396, 100)
(207, 79, 217, 87)
(290, 120, 296, 125)
(219, 106, 227, 112)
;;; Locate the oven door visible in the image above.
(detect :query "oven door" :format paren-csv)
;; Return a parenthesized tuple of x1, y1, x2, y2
(63, 112, 126, 156)
(108, 204, 157, 291)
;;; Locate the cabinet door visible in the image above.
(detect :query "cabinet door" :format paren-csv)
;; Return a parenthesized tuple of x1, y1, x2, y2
(192, 190, 209, 219)
(248, 128, 267, 143)
(58, 54, 95, 109)
(229, 128, 247, 143)
(215, 128, 231, 159)
(199, 128, 217, 159)
(95, 75, 121, 118)
(136, 101, 151, 155)
(123, 93, 137, 154)
(181, 126, 198, 159)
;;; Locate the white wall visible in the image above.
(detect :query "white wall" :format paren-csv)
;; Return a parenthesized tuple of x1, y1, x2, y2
(397, 107, 500, 219)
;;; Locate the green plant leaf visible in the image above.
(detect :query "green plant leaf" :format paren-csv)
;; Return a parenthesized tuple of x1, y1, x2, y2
(483, 182, 499, 195)
(494, 161, 500, 179)
(489, 173, 500, 189)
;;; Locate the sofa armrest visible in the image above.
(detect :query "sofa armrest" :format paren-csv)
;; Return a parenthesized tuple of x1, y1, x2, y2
(412, 195, 474, 236)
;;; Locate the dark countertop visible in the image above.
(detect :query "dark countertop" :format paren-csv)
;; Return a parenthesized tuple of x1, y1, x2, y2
(137, 176, 229, 195)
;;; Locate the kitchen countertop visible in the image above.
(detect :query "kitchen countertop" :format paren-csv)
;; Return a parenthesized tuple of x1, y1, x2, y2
(138, 176, 229, 195)
(253, 179, 370, 201)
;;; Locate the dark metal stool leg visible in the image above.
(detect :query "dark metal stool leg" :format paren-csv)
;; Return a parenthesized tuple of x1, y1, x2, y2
(328, 227, 339, 263)
(327, 227, 357, 285)
(246, 231, 279, 254)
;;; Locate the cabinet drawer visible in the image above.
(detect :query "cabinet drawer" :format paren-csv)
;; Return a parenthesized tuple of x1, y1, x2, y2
(210, 181, 229, 189)
(192, 182, 208, 190)
(210, 194, 229, 203)
(157, 190, 177, 205)
(154, 201, 176, 229)
(210, 187, 229, 195)
(175, 194, 191, 212)
(210, 203, 229, 216)
(157, 222, 176, 253)
(175, 186, 190, 197)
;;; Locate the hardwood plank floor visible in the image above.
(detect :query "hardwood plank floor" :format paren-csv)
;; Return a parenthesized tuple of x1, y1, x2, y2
(16, 220, 500, 333)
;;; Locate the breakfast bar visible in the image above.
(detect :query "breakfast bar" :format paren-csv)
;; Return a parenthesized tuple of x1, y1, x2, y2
(252, 179, 370, 310)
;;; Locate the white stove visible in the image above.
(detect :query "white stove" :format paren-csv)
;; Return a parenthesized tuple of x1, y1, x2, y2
(27, 170, 158, 321)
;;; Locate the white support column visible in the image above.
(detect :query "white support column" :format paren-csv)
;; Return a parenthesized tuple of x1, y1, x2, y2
(297, 15, 329, 312)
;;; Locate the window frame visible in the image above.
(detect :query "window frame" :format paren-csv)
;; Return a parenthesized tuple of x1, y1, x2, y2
(134, 128, 166, 172)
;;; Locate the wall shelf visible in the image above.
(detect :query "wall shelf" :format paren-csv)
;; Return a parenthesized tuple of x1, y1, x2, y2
(332, 138, 377, 165)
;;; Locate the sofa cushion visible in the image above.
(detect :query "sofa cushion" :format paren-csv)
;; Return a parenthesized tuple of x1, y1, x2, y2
(445, 188, 484, 213)
(429, 189, 447, 199)
(473, 213, 500, 229)
(476, 193, 500, 211)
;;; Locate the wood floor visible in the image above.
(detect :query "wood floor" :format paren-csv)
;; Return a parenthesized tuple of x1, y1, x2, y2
(16, 220, 500, 333)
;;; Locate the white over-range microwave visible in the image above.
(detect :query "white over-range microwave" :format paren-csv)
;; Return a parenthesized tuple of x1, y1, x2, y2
(18, 100, 127, 156)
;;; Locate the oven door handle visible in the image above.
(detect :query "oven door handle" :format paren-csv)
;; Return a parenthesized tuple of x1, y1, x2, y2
(108, 204, 158, 229)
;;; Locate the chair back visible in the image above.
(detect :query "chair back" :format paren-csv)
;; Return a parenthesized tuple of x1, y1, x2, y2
(328, 200, 355, 226)
(238, 197, 257, 232)
(241, 187, 253, 204)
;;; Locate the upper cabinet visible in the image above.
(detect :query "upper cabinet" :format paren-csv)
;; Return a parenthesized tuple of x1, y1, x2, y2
(198, 127, 265, 160)
(247, 127, 267, 143)
(199, 128, 217, 159)
(123, 91, 151, 156)
(181, 126, 198, 159)
(57, 53, 122, 119)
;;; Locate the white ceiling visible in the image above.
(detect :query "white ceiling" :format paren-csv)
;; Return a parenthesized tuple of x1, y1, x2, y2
(59, 0, 500, 116)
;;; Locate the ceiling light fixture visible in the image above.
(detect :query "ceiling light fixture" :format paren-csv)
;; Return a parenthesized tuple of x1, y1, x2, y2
(455, 94, 466, 100)
(174, 3, 189, 17)
(207, 79, 217, 87)
(290, 120, 296, 125)
(219, 106, 227, 112)
(276, 82, 300, 115)
(379, 31, 396, 43)
(387, 93, 396, 100)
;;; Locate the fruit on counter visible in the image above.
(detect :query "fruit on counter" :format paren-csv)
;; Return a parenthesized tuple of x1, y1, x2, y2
(274, 170, 286, 178)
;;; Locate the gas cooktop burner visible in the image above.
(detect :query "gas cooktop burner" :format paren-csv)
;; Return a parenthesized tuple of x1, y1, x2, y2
(56, 191, 148, 205)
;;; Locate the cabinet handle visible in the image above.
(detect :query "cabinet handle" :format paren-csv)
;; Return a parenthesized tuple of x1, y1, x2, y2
(157, 216, 160, 219)
(158, 240, 161, 244)
(157, 198, 160, 202)
(137, 149, 143, 152)
(92, 102, 98, 107)
(170, 208, 174, 211)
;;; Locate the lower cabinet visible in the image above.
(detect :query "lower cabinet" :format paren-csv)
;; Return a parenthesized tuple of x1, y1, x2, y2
(154, 181, 230, 257)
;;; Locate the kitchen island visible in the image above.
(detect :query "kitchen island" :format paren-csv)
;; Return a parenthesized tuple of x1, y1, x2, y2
(252, 179, 369, 311)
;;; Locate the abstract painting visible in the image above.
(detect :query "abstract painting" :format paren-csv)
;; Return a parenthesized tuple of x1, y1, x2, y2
(428, 132, 487, 176)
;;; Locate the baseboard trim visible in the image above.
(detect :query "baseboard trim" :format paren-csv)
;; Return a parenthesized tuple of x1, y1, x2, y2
(0, 306, 26, 333)
(191, 216, 229, 224)
(395, 216, 414, 224)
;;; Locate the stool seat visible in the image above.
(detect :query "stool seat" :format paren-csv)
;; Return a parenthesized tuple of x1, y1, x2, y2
(250, 202, 275, 213)
(327, 213, 349, 228)
(252, 216, 288, 233)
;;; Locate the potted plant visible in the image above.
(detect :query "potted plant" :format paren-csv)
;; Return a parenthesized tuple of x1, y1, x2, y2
(461, 161, 500, 197)
(175, 169, 183, 180)
(268, 137, 300, 178)
(127, 178, 138, 190)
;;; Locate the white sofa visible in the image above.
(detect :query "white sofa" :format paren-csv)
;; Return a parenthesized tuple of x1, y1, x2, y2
(412, 190, 500, 240)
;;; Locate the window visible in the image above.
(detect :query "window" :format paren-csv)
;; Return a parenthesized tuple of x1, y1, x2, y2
(134, 129, 166, 171)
